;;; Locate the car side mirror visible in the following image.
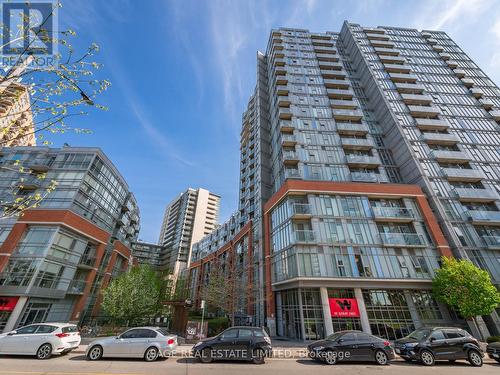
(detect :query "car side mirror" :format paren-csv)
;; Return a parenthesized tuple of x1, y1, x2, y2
(337, 338, 344, 343)
(429, 337, 436, 342)
(7, 331, 16, 336)
(116, 336, 121, 339)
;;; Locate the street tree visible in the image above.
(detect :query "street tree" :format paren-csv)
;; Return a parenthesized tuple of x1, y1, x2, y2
(432, 256, 500, 335)
(0, 1, 110, 219)
(102, 265, 160, 325)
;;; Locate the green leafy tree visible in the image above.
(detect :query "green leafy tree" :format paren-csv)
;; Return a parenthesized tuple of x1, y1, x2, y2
(432, 257, 500, 332)
(102, 265, 160, 325)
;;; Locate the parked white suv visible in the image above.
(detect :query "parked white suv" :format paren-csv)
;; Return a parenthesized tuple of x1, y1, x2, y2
(0, 323, 81, 359)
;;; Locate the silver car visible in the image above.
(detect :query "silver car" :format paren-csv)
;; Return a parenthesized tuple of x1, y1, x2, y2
(86, 327, 177, 362)
(0, 323, 81, 359)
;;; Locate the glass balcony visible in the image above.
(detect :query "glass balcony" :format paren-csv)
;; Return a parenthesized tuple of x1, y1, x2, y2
(408, 105, 441, 118)
(446, 60, 458, 68)
(491, 110, 500, 122)
(394, 82, 425, 94)
(414, 118, 449, 131)
(453, 188, 499, 202)
(379, 55, 406, 64)
(336, 122, 369, 135)
(401, 93, 433, 105)
(431, 150, 470, 163)
(327, 88, 354, 100)
(281, 134, 297, 146)
(461, 78, 474, 87)
(441, 168, 485, 182)
(278, 107, 292, 120)
(332, 109, 364, 121)
(420, 132, 459, 145)
(370, 40, 395, 48)
(321, 69, 347, 79)
(323, 78, 350, 89)
(285, 169, 301, 179)
(383, 63, 411, 73)
(79, 253, 97, 267)
(316, 53, 339, 62)
(293, 230, 316, 244)
(283, 151, 299, 165)
(279, 120, 294, 132)
(470, 88, 484, 98)
(379, 232, 425, 247)
(277, 95, 291, 107)
(318, 61, 343, 70)
(389, 72, 418, 83)
(479, 98, 494, 110)
(272, 250, 440, 283)
(467, 210, 500, 225)
(290, 203, 312, 218)
(341, 137, 373, 150)
(372, 206, 415, 222)
(345, 154, 381, 167)
(453, 69, 466, 77)
(432, 44, 444, 52)
(366, 32, 390, 41)
(330, 99, 358, 110)
(350, 171, 388, 183)
(482, 236, 500, 249)
(67, 279, 87, 295)
(439, 53, 451, 60)
(374, 47, 399, 56)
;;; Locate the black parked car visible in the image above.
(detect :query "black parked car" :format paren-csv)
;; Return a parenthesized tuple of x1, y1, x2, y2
(307, 330, 395, 365)
(486, 341, 500, 363)
(191, 326, 272, 364)
(394, 327, 483, 366)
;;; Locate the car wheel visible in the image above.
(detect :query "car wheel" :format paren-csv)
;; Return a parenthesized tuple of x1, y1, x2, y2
(323, 350, 337, 365)
(467, 350, 483, 367)
(87, 345, 103, 361)
(36, 343, 52, 360)
(144, 346, 159, 362)
(200, 347, 213, 363)
(375, 350, 389, 365)
(252, 348, 265, 364)
(419, 350, 435, 366)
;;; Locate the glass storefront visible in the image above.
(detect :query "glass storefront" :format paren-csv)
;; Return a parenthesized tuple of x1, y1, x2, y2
(277, 287, 454, 341)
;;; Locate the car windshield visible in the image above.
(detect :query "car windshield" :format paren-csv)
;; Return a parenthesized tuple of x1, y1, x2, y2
(325, 332, 343, 341)
(407, 329, 431, 340)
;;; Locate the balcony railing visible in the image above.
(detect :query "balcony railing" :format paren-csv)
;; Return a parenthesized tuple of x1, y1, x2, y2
(293, 230, 316, 243)
(482, 235, 500, 249)
(372, 206, 414, 221)
(285, 169, 301, 179)
(291, 203, 312, 217)
(272, 250, 440, 283)
(453, 187, 499, 202)
(441, 167, 485, 182)
(79, 253, 97, 267)
(67, 279, 87, 295)
(467, 210, 500, 224)
(350, 171, 387, 183)
(345, 154, 380, 167)
(379, 232, 425, 246)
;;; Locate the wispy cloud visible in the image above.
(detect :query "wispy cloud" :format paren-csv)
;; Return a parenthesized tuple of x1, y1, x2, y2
(413, 0, 494, 31)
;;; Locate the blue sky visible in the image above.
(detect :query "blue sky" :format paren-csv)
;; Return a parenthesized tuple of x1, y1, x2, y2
(55, 0, 500, 243)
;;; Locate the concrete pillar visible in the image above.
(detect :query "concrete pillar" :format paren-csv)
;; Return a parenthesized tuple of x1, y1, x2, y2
(320, 287, 334, 336)
(354, 288, 371, 334)
(276, 292, 283, 337)
(404, 291, 423, 329)
(488, 310, 500, 336)
(297, 289, 307, 341)
(475, 316, 491, 341)
(3, 296, 28, 333)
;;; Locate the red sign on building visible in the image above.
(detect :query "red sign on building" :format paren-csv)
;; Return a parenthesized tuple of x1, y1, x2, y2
(329, 298, 360, 318)
(0, 297, 19, 312)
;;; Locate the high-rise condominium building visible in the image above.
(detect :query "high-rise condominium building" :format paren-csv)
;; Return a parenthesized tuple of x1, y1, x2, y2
(0, 82, 36, 147)
(189, 21, 500, 341)
(158, 188, 220, 275)
(0, 146, 140, 332)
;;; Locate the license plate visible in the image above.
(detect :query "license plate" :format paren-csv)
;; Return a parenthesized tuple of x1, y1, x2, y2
(395, 349, 401, 354)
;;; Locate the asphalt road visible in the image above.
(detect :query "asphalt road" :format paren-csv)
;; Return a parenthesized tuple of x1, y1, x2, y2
(0, 353, 498, 375)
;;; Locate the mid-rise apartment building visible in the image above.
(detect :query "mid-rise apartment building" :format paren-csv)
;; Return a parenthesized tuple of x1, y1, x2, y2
(0, 82, 36, 147)
(189, 22, 500, 340)
(131, 241, 165, 269)
(158, 188, 220, 275)
(0, 146, 140, 332)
